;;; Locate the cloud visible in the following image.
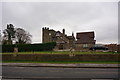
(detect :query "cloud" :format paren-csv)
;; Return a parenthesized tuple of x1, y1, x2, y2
(2, 2, 118, 44)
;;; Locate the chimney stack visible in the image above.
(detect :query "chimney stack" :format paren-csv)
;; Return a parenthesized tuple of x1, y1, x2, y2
(63, 29, 65, 35)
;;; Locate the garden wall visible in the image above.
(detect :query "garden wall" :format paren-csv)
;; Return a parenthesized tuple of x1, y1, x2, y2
(2, 54, 120, 62)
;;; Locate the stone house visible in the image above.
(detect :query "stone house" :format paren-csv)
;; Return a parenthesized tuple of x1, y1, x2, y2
(42, 27, 75, 50)
(42, 27, 96, 51)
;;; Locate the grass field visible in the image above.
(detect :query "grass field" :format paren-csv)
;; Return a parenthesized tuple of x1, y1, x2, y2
(1, 51, 118, 54)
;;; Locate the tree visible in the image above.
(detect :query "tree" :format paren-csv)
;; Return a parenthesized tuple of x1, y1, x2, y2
(2, 24, 16, 44)
(15, 28, 32, 44)
(2, 24, 32, 44)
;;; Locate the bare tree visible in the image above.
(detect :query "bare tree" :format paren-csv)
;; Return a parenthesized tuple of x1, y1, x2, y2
(15, 28, 32, 44)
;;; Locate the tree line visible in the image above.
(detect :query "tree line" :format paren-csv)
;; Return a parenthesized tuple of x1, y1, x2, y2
(1, 24, 32, 44)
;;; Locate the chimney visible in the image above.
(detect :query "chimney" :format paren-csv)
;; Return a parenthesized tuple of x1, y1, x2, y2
(72, 32, 74, 37)
(63, 29, 65, 35)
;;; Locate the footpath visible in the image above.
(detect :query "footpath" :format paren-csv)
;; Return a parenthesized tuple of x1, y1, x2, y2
(2, 63, 120, 68)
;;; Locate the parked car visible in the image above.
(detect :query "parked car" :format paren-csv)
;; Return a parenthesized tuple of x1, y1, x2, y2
(89, 46, 108, 50)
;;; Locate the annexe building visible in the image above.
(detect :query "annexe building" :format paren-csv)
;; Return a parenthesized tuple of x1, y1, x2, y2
(75, 32, 96, 51)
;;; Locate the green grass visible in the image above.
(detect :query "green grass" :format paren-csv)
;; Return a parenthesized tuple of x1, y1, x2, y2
(2, 60, 120, 64)
(1, 51, 118, 54)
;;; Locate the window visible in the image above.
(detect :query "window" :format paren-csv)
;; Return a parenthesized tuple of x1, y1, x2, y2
(83, 44, 88, 48)
(49, 33, 51, 36)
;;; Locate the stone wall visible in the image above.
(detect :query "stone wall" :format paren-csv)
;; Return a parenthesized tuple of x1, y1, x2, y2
(2, 54, 120, 62)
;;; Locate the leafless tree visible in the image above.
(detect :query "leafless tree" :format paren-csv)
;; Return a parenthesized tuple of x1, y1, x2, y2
(15, 28, 32, 44)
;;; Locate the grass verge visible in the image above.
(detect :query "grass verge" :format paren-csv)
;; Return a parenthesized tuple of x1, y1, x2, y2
(2, 60, 120, 64)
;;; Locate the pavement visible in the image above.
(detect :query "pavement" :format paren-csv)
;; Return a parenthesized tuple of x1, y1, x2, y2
(2, 63, 120, 68)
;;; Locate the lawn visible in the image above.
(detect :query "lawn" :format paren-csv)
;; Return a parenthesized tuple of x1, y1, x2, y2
(1, 51, 118, 54)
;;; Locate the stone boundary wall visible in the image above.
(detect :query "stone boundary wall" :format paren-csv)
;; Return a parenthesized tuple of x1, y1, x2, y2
(2, 54, 120, 62)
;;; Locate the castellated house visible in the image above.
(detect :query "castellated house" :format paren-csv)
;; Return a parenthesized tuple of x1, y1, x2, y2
(42, 27, 75, 50)
(42, 27, 96, 51)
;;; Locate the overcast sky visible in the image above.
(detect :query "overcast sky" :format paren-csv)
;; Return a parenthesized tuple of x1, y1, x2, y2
(2, 2, 118, 44)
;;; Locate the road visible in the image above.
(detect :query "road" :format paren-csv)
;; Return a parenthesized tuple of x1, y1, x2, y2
(2, 66, 119, 80)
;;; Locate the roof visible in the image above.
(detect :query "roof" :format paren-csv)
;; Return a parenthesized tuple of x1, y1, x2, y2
(76, 31, 95, 44)
(76, 31, 94, 39)
(67, 36, 75, 40)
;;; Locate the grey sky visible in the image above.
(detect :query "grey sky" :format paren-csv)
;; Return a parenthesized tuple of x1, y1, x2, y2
(2, 2, 118, 44)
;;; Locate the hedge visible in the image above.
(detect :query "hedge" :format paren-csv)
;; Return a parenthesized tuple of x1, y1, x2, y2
(2, 42, 56, 52)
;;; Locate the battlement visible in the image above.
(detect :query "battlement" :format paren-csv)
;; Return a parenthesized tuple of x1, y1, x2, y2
(42, 27, 49, 30)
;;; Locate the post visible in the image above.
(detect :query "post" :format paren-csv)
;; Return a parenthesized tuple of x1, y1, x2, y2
(14, 44, 18, 56)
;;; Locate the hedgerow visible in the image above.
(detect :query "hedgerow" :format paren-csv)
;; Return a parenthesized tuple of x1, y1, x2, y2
(2, 42, 56, 52)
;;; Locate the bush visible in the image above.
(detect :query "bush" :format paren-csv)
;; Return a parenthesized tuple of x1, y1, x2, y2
(2, 42, 56, 52)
